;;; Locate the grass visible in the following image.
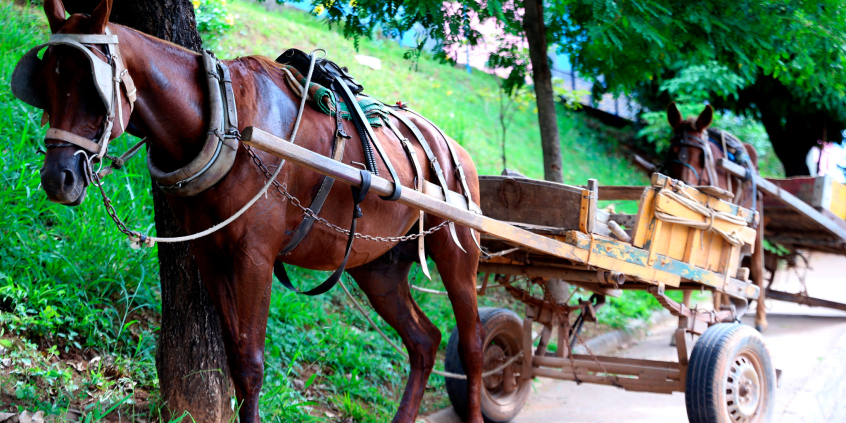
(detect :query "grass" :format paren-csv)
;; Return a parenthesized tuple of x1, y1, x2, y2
(0, 1, 666, 421)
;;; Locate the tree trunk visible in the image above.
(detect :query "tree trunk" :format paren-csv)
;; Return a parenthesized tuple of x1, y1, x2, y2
(64, 1, 232, 421)
(522, 0, 563, 182)
(735, 74, 845, 177)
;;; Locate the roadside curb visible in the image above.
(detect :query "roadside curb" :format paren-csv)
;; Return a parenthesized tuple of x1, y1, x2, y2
(419, 310, 676, 423)
(573, 309, 675, 355)
(778, 325, 846, 423)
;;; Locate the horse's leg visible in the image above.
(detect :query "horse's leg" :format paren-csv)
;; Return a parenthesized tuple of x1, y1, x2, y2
(427, 217, 484, 423)
(752, 200, 767, 331)
(193, 246, 273, 422)
(347, 243, 441, 423)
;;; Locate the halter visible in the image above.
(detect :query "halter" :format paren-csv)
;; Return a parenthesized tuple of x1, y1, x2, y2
(11, 27, 136, 160)
(663, 132, 719, 186)
(663, 129, 759, 211)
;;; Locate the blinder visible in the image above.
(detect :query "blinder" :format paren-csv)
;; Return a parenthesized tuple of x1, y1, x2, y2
(11, 30, 136, 159)
(12, 34, 118, 112)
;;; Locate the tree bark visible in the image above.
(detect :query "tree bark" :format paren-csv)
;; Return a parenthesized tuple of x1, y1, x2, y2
(64, 1, 232, 421)
(730, 74, 845, 177)
(522, 0, 563, 182)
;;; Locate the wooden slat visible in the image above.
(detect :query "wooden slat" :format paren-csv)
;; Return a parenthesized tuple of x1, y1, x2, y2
(478, 176, 582, 229)
(719, 158, 846, 241)
(596, 186, 647, 201)
(652, 173, 758, 225)
(654, 193, 757, 245)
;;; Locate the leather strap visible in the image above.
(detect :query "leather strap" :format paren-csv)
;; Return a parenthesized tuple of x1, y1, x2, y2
(49, 34, 118, 44)
(387, 108, 467, 251)
(274, 170, 372, 295)
(148, 51, 239, 196)
(382, 117, 431, 279)
(402, 108, 477, 212)
(45, 128, 101, 153)
(219, 61, 238, 130)
(279, 112, 348, 255)
(334, 82, 402, 201)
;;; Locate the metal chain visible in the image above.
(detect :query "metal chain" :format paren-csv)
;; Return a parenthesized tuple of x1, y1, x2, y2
(243, 144, 449, 242)
(89, 163, 139, 238)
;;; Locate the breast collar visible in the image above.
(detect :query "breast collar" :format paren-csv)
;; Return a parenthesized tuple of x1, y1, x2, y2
(147, 50, 240, 197)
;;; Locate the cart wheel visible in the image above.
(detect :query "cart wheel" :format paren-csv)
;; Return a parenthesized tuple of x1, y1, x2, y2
(686, 323, 776, 423)
(445, 307, 531, 423)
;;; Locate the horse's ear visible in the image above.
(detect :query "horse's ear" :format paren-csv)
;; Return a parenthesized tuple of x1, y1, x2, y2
(667, 102, 683, 131)
(89, 0, 113, 34)
(696, 105, 714, 131)
(44, 0, 66, 33)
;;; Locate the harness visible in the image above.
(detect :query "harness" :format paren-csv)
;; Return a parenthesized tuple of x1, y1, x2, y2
(13, 31, 468, 295)
(663, 129, 758, 212)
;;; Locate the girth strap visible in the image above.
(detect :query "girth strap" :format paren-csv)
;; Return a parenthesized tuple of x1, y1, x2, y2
(274, 170, 372, 295)
(279, 112, 348, 255)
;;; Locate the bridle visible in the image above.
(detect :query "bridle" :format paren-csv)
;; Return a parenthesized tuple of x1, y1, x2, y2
(12, 27, 137, 162)
(662, 129, 759, 212)
(662, 131, 719, 186)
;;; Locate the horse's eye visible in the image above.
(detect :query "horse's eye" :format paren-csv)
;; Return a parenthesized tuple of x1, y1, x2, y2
(700, 153, 705, 167)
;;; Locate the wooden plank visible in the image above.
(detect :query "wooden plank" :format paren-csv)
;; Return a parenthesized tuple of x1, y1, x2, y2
(652, 173, 758, 226)
(632, 188, 658, 248)
(596, 186, 647, 201)
(719, 158, 846, 241)
(765, 289, 846, 312)
(654, 193, 758, 246)
(478, 176, 582, 229)
(241, 127, 590, 262)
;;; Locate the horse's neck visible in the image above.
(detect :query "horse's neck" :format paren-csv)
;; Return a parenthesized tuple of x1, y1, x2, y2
(116, 25, 209, 171)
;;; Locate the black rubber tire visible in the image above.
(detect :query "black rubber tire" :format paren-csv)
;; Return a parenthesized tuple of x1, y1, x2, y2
(686, 323, 776, 423)
(445, 307, 531, 423)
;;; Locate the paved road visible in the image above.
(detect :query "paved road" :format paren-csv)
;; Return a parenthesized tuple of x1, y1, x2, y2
(424, 253, 846, 423)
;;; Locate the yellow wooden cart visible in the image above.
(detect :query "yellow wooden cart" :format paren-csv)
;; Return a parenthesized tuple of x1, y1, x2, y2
(242, 127, 776, 423)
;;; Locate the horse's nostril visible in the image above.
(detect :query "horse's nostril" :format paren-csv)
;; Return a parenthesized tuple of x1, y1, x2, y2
(62, 169, 76, 191)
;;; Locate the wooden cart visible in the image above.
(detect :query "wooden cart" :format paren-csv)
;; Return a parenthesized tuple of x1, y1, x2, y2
(241, 127, 777, 423)
(719, 159, 846, 313)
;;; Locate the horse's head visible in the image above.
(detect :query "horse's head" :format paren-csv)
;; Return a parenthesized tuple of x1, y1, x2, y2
(13, 0, 132, 206)
(663, 102, 715, 186)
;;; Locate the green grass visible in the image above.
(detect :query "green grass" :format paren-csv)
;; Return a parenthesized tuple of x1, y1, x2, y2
(0, 1, 656, 421)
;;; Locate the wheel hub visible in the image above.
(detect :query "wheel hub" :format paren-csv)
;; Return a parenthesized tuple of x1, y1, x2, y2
(726, 354, 761, 421)
(483, 344, 506, 389)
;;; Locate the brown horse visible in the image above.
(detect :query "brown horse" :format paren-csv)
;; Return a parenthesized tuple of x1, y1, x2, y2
(664, 103, 767, 331)
(31, 0, 485, 421)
